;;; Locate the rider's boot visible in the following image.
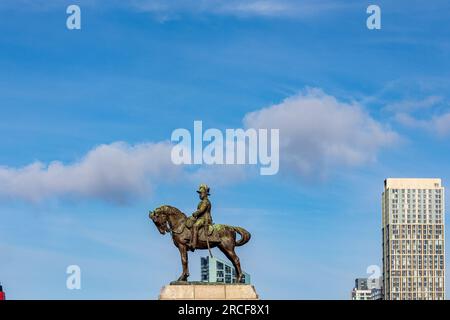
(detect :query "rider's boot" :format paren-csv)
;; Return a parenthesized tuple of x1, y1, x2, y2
(189, 227, 198, 252)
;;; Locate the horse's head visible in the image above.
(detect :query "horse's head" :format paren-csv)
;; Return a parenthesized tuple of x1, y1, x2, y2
(149, 206, 174, 235)
(149, 205, 187, 235)
(149, 206, 186, 234)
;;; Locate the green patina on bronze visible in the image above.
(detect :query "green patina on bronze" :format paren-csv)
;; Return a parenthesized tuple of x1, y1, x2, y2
(149, 184, 251, 283)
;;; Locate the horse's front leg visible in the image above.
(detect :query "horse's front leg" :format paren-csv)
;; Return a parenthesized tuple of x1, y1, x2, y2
(177, 243, 190, 282)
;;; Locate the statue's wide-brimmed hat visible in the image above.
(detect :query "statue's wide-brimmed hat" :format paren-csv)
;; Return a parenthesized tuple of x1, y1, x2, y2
(196, 184, 210, 195)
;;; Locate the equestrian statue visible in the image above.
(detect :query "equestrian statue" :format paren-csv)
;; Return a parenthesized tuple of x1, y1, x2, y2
(149, 184, 251, 283)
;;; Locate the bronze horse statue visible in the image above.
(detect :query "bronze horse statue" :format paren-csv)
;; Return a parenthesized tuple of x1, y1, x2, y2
(149, 205, 251, 282)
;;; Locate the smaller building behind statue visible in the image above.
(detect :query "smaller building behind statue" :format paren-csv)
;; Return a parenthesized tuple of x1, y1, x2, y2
(201, 256, 251, 284)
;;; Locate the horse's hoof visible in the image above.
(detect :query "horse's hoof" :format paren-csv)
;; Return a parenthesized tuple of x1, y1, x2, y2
(177, 274, 189, 282)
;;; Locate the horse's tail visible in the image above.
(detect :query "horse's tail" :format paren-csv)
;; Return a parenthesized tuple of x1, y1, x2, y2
(233, 227, 251, 247)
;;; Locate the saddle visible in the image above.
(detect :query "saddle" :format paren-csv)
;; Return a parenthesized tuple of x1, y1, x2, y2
(183, 216, 216, 241)
(185, 216, 214, 236)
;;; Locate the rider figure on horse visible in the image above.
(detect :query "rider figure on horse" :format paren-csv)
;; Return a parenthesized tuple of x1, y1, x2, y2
(189, 184, 213, 252)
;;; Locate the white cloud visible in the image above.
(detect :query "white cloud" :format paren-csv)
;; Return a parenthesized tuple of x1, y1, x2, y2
(387, 93, 450, 137)
(244, 88, 398, 177)
(0, 140, 249, 204)
(129, 0, 350, 18)
(0, 0, 352, 19)
(395, 113, 426, 129)
(434, 113, 450, 136)
(396, 112, 450, 137)
(0, 141, 180, 204)
(129, 0, 291, 18)
(385, 95, 443, 112)
(0, 88, 400, 204)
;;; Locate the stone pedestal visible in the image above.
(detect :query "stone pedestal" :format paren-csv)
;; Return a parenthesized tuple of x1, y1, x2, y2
(159, 282, 259, 300)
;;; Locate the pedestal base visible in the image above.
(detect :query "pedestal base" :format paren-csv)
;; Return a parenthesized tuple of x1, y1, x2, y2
(159, 282, 259, 300)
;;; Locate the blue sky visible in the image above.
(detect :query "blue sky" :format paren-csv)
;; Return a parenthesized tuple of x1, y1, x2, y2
(0, 0, 450, 299)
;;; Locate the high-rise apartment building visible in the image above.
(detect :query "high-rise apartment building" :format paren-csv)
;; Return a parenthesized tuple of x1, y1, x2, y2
(382, 178, 445, 300)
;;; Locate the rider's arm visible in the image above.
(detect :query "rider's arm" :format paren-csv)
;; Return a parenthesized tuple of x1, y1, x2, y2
(192, 201, 208, 218)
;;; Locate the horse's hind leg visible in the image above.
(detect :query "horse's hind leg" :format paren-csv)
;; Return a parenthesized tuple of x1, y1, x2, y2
(219, 244, 244, 283)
